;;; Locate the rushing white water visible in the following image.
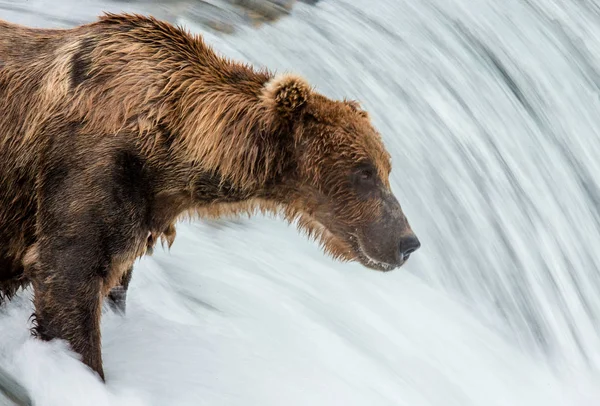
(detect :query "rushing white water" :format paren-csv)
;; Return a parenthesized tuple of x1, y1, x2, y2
(1, 0, 600, 405)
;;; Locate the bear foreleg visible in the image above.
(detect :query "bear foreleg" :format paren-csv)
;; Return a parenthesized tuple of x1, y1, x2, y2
(30, 243, 106, 381)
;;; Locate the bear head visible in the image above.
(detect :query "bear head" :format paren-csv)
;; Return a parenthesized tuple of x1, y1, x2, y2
(260, 73, 420, 271)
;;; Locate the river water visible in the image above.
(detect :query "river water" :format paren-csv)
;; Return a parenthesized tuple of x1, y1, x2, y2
(1, 0, 600, 405)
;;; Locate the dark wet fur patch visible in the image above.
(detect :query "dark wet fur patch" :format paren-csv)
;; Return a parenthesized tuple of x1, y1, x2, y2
(70, 37, 95, 89)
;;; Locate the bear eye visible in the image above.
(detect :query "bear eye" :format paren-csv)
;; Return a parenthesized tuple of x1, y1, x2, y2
(352, 165, 377, 190)
(358, 168, 374, 182)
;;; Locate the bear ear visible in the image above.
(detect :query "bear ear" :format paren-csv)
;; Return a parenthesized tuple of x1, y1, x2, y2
(261, 73, 311, 118)
(344, 99, 369, 119)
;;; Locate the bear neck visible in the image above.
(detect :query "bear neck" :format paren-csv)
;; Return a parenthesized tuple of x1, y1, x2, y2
(161, 71, 293, 196)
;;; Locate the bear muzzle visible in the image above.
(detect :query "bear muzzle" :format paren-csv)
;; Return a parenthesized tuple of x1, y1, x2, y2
(353, 190, 420, 271)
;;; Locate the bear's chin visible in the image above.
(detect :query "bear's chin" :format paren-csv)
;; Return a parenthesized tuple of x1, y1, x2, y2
(293, 211, 401, 272)
(357, 255, 402, 272)
(350, 235, 403, 272)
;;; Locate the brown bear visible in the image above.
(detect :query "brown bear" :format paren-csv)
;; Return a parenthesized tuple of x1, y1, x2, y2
(0, 13, 420, 381)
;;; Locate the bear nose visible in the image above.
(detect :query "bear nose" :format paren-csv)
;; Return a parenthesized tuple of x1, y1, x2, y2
(399, 234, 421, 261)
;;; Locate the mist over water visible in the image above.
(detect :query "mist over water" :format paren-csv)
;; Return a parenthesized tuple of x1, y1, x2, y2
(1, 0, 600, 404)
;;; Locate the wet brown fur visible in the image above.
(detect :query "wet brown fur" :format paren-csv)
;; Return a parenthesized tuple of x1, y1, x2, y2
(0, 13, 394, 381)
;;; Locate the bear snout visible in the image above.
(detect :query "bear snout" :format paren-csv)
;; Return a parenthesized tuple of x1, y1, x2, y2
(398, 233, 421, 263)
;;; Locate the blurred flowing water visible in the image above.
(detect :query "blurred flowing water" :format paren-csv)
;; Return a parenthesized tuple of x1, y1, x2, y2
(203, 0, 600, 374)
(1, 0, 600, 404)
